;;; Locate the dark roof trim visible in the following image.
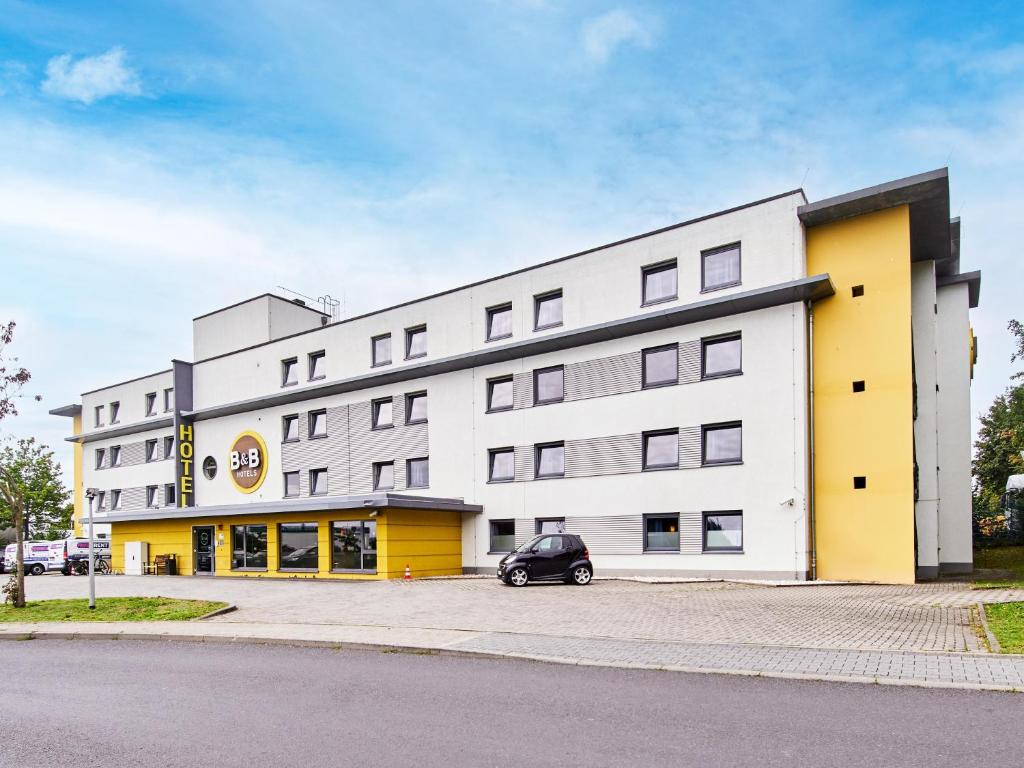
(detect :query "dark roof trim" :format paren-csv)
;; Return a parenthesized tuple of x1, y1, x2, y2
(80, 368, 173, 398)
(192, 292, 330, 322)
(192, 189, 808, 365)
(49, 404, 82, 418)
(184, 274, 834, 423)
(66, 417, 174, 445)
(936, 270, 981, 308)
(91, 493, 483, 523)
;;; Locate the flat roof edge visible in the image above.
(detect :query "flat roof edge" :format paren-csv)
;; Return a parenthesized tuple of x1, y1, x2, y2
(797, 167, 948, 225)
(66, 417, 175, 444)
(49, 404, 82, 417)
(936, 270, 981, 308)
(192, 293, 330, 322)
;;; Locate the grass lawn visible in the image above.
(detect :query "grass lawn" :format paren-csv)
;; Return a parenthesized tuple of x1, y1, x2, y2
(984, 602, 1024, 654)
(973, 545, 1024, 589)
(0, 597, 227, 622)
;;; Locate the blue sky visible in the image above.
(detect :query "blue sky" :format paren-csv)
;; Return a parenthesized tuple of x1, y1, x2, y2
(1, 0, 1022, 483)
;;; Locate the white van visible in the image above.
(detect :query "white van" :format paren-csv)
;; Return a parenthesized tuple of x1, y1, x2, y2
(48, 538, 112, 573)
(3, 541, 53, 576)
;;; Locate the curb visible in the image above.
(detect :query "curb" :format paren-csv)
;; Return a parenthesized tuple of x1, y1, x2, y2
(197, 604, 238, 621)
(976, 601, 1002, 653)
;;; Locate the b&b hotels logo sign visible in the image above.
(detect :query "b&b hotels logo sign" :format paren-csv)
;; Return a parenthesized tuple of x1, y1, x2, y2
(229, 431, 268, 494)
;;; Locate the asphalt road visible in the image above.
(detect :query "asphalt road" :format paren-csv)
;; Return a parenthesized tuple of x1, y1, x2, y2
(1, 640, 1021, 768)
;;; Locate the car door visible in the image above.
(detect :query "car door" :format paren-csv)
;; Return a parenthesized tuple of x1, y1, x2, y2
(532, 535, 573, 579)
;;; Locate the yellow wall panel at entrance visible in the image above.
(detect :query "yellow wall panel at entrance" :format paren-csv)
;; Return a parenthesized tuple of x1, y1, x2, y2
(807, 205, 916, 584)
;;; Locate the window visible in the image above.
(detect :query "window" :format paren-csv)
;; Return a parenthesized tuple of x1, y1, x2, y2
(203, 456, 218, 480)
(164, 483, 176, 507)
(852, 380, 866, 393)
(642, 260, 677, 305)
(643, 430, 679, 470)
(488, 448, 515, 482)
(372, 333, 392, 366)
(95, 491, 105, 510)
(405, 326, 427, 359)
(405, 392, 427, 424)
(310, 468, 328, 496)
(487, 377, 513, 412)
(702, 423, 742, 465)
(163, 436, 174, 460)
(372, 398, 393, 429)
(703, 512, 743, 552)
(534, 290, 563, 331)
(145, 392, 157, 416)
(279, 522, 318, 570)
(146, 485, 158, 508)
(644, 514, 679, 551)
(308, 351, 326, 381)
(109, 445, 122, 467)
(331, 520, 377, 572)
(642, 344, 678, 388)
(163, 387, 175, 412)
(535, 442, 565, 479)
(309, 409, 327, 438)
(854, 476, 867, 489)
(486, 304, 512, 342)
(283, 471, 300, 497)
(533, 365, 564, 405)
(406, 457, 429, 488)
(95, 448, 105, 469)
(145, 439, 158, 463)
(535, 535, 567, 552)
(702, 334, 742, 378)
(110, 401, 120, 424)
(852, 284, 865, 298)
(535, 518, 565, 534)
(94, 405, 104, 427)
(282, 415, 299, 442)
(232, 524, 268, 569)
(373, 461, 394, 490)
(282, 358, 298, 386)
(489, 520, 515, 553)
(111, 489, 122, 510)
(702, 244, 741, 292)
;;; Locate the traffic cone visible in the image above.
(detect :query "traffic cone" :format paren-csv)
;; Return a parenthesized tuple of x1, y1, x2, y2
(404, 564, 411, 581)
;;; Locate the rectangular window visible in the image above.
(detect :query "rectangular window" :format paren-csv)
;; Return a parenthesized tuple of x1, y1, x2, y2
(535, 442, 565, 479)
(488, 448, 515, 482)
(109, 445, 122, 467)
(533, 365, 564, 405)
(487, 376, 513, 412)
(95, 491, 105, 510)
(372, 398, 393, 429)
(310, 468, 328, 496)
(145, 439, 157, 463)
(145, 392, 157, 416)
(373, 461, 395, 491)
(534, 290, 563, 331)
(704, 511, 743, 552)
(644, 514, 680, 552)
(331, 520, 377, 572)
(111, 489, 122, 510)
(308, 351, 326, 381)
(702, 243, 741, 292)
(405, 325, 427, 359)
(405, 392, 427, 424)
(406, 457, 429, 488)
(642, 260, 677, 305)
(163, 436, 174, 460)
(94, 405, 104, 427)
(703, 423, 742, 465)
(535, 518, 565, 534)
(164, 483, 176, 507)
(642, 344, 678, 388)
(279, 522, 318, 570)
(95, 448, 105, 469)
(486, 304, 512, 342)
(643, 430, 679, 470)
(282, 414, 299, 442)
(309, 409, 327, 438)
(702, 334, 742, 378)
(283, 471, 300, 498)
(489, 520, 515, 553)
(109, 401, 120, 424)
(232, 524, 268, 569)
(282, 358, 298, 386)
(146, 485, 158, 508)
(163, 387, 175, 412)
(372, 333, 392, 366)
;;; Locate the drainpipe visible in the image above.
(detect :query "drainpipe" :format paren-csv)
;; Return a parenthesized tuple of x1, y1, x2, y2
(806, 301, 817, 581)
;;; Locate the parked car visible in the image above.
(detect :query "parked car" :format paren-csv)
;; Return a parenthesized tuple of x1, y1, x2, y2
(497, 533, 593, 586)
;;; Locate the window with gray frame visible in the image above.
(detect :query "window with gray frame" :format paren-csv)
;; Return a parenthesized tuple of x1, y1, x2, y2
(95, 448, 105, 469)
(642, 260, 677, 305)
(405, 392, 427, 424)
(163, 436, 175, 460)
(94, 405, 104, 427)
(643, 430, 679, 470)
(283, 471, 300, 498)
(406, 457, 429, 488)
(642, 344, 678, 388)
(109, 445, 122, 467)
(146, 485, 158, 508)
(164, 483, 176, 506)
(145, 439, 157, 462)
(282, 358, 298, 386)
(308, 351, 326, 380)
(486, 304, 512, 341)
(232, 524, 267, 569)
(96, 491, 105, 510)
(145, 392, 157, 416)
(535, 518, 565, 534)
(110, 489, 122, 510)
(534, 290, 563, 331)
(489, 520, 515, 552)
(110, 401, 120, 423)
(701, 244, 741, 292)
(372, 398, 393, 429)
(279, 522, 318, 570)
(372, 333, 392, 366)
(282, 414, 299, 442)
(488, 448, 515, 482)
(487, 376, 513, 412)
(332, 520, 377, 571)
(405, 325, 427, 359)
(702, 334, 742, 378)
(535, 442, 565, 479)
(309, 409, 327, 438)
(373, 461, 395, 490)
(164, 387, 175, 411)
(702, 423, 742, 465)
(534, 365, 564, 405)
(704, 511, 743, 551)
(310, 467, 328, 496)
(644, 514, 679, 551)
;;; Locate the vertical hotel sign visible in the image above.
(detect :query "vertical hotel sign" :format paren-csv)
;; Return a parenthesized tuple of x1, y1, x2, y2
(177, 416, 195, 507)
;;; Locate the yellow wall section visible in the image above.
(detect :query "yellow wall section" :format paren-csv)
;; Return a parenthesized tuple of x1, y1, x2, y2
(807, 205, 916, 584)
(110, 507, 463, 580)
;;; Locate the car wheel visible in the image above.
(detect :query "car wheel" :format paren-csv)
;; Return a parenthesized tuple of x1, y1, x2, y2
(508, 566, 529, 587)
(571, 565, 592, 585)
(30, 563, 45, 576)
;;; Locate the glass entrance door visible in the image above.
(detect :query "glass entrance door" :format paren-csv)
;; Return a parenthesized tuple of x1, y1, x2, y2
(193, 526, 216, 575)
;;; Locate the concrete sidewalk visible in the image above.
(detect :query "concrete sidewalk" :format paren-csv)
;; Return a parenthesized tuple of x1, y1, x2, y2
(3, 619, 1022, 692)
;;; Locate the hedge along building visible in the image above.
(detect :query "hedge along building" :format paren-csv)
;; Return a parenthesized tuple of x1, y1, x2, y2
(51, 168, 980, 583)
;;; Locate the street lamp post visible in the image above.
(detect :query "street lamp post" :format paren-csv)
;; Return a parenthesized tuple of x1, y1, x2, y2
(84, 487, 98, 610)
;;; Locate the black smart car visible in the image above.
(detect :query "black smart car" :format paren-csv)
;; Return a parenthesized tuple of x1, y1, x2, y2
(497, 533, 593, 586)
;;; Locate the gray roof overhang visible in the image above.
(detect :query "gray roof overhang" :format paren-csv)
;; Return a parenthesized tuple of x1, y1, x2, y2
(936, 269, 981, 308)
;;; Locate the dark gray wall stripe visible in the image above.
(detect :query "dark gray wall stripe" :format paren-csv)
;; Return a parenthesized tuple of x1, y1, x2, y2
(565, 434, 642, 478)
(679, 510, 703, 554)
(565, 514, 642, 555)
(566, 351, 641, 402)
(678, 340, 701, 384)
(514, 518, 534, 548)
(679, 426, 702, 469)
(514, 445, 535, 481)
(512, 372, 533, 409)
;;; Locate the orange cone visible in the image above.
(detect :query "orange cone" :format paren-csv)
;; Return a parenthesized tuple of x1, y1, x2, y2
(404, 564, 411, 581)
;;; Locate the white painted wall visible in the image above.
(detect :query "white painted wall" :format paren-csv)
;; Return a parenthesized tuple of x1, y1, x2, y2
(192, 295, 326, 362)
(911, 261, 940, 574)
(81, 370, 175, 434)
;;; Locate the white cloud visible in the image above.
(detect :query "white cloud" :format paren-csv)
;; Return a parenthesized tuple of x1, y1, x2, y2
(581, 9, 653, 63)
(42, 47, 141, 104)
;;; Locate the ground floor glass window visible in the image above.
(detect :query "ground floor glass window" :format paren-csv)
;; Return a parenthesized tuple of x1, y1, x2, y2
(704, 512, 743, 552)
(644, 514, 679, 551)
(331, 520, 377, 571)
(489, 520, 515, 552)
(232, 524, 268, 569)
(279, 522, 318, 569)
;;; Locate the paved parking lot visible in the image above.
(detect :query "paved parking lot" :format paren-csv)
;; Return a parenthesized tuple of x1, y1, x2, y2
(21, 573, 1024, 653)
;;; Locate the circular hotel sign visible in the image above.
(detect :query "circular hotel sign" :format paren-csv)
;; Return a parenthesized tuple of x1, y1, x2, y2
(229, 431, 268, 494)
